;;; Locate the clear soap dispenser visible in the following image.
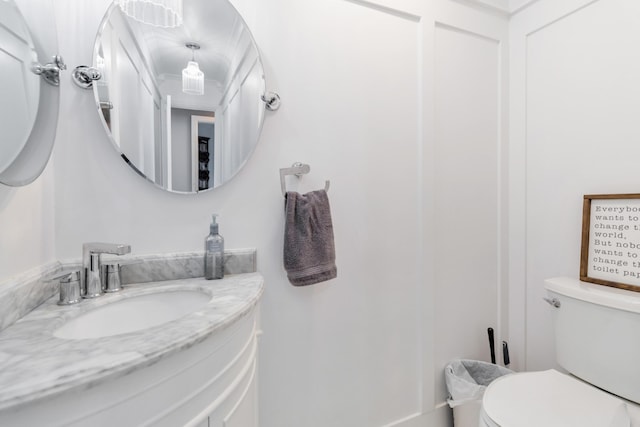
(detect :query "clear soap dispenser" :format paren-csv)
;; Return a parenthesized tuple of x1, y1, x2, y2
(205, 214, 224, 280)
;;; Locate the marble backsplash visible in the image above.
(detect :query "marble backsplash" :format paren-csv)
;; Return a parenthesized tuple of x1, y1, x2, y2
(0, 262, 61, 333)
(0, 249, 257, 333)
(61, 248, 257, 284)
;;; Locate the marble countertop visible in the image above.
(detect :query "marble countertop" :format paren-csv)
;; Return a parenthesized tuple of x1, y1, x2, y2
(0, 273, 263, 411)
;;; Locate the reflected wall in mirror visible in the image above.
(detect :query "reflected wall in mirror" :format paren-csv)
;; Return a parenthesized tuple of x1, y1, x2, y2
(0, 0, 60, 186)
(94, 0, 267, 194)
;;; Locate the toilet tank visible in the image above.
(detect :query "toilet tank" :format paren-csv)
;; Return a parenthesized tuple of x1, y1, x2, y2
(545, 277, 640, 404)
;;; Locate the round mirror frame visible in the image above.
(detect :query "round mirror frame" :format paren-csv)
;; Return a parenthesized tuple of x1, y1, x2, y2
(92, 1, 270, 195)
(0, 0, 60, 187)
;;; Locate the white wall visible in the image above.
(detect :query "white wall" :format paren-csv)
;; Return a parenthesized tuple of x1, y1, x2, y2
(0, 0, 508, 426)
(509, 0, 640, 370)
(434, 9, 508, 399)
(0, 167, 55, 282)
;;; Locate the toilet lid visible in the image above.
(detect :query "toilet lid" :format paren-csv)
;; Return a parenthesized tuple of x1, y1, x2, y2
(482, 370, 631, 427)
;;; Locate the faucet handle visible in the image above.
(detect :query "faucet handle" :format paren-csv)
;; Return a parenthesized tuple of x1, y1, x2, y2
(101, 260, 141, 293)
(101, 263, 122, 293)
(53, 270, 82, 305)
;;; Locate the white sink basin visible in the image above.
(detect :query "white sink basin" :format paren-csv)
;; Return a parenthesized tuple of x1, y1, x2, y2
(54, 290, 211, 339)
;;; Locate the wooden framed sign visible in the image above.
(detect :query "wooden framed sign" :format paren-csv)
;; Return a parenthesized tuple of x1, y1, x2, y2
(580, 194, 640, 292)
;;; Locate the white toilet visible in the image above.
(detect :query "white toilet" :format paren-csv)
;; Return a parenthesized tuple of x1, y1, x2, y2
(480, 277, 640, 427)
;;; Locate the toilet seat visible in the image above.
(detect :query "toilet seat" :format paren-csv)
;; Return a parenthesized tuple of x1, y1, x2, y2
(480, 369, 636, 427)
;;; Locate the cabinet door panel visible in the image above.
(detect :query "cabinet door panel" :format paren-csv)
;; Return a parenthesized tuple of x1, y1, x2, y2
(223, 362, 257, 427)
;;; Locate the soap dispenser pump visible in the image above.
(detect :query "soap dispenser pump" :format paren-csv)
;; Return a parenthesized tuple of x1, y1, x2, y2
(205, 214, 224, 279)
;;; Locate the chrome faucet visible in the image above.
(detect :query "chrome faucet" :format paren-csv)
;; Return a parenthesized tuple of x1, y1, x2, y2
(82, 242, 131, 298)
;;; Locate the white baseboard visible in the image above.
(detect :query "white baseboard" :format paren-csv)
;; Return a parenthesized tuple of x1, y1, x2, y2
(382, 403, 453, 427)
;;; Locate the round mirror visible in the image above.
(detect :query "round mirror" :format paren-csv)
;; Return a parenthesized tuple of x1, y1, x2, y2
(93, 0, 267, 194)
(0, 0, 60, 186)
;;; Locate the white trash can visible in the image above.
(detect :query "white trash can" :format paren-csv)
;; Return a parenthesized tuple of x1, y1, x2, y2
(445, 359, 513, 427)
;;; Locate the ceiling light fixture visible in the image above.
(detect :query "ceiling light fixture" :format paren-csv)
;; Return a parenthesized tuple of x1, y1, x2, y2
(117, 0, 183, 28)
(182, 42, 204, 96)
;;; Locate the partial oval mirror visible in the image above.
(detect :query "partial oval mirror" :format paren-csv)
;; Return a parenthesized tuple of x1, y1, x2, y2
(93, 0, 267, 194)
(0, 0, 60, 186)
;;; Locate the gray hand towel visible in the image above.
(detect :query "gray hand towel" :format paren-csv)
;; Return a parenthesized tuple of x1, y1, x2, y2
(284, 189, 337, 286)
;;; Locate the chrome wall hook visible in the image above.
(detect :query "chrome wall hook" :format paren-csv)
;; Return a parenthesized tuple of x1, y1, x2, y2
(261, 92, 281, 111)
(72, 66, 102, 89)
(32, 55, 66, 86)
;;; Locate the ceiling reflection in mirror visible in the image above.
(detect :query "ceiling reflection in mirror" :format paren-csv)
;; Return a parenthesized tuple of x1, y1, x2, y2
(94, 0, 266, 193)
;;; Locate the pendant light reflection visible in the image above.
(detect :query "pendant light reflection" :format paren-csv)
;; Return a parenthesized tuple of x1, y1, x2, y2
(117, 0, 183, 28)
(182, 43, 204, 96)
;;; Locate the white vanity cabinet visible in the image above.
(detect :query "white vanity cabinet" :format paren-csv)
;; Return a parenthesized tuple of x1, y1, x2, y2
(182, 309, 260, 427)
(205, 339, 258, 427)
(0, 308, 260, 427)
(0, 274, 263, 427)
